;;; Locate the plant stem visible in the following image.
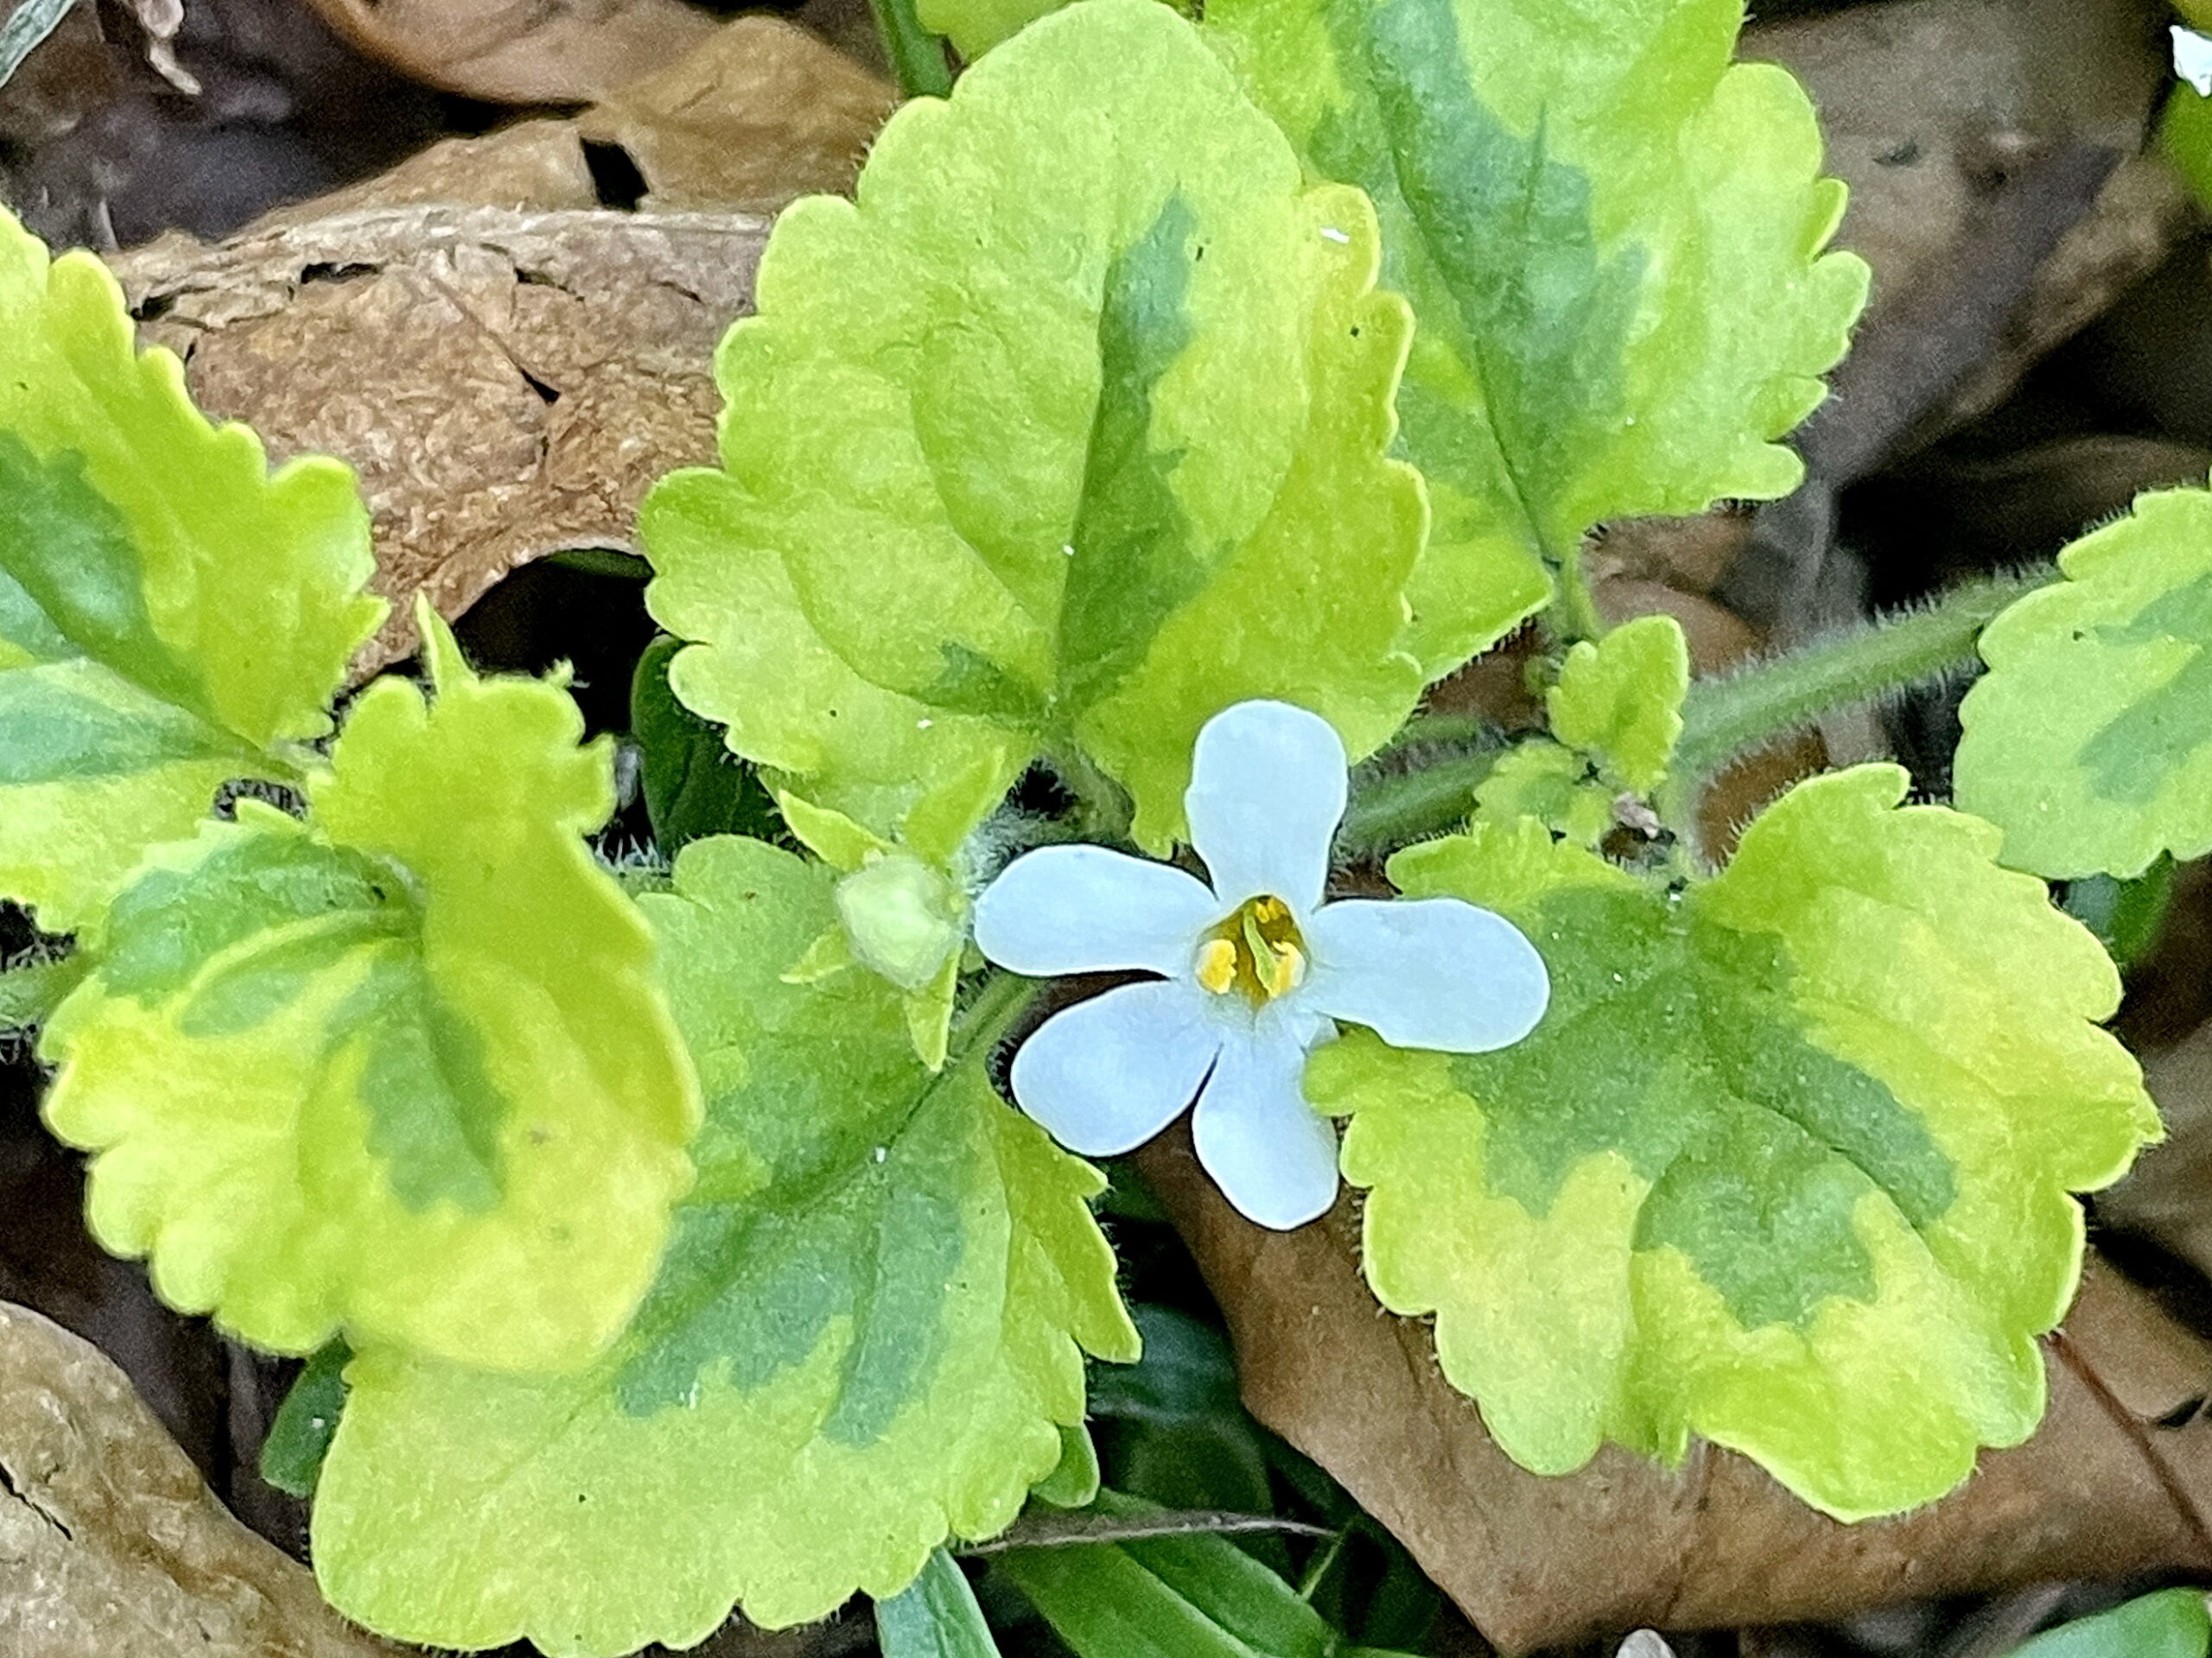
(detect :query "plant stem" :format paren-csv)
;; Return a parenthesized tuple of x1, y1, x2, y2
(1553, 541, 1606, 643)
(949, 966, 1034, 1067)
(1053, 746, 1135, 848)
(1337, 751, 1497, 861)
(1674, 568, 2050, 779)
(867, 0, 954, 99)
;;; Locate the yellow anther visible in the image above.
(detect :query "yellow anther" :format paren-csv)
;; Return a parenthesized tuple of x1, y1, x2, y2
(1195, 937, 1239, 995)
(1259, 941, 1305, 999)
(1194, 894, 1308, 1006)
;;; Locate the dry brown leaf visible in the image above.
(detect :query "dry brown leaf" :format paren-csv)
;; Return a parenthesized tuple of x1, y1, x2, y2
(1137, 1128, 2212, 1653)
(2101, 1019, 2212, 1280)
(251, 119, 602, 227)
(576, 16, 897, 213)
(0, 2, 121, 149)
(86, 13, 896, 670)
(299, 0, 720, 103)
(1747, 0, 2184, 459)
(110, 205, 768, 672)
(0, 1299, 397, 1656)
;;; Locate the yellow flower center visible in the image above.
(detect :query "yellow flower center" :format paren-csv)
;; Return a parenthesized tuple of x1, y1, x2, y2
(1193, 895, 1306, 1006)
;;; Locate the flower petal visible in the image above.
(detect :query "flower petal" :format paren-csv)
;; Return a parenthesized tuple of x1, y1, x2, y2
(1304, 897, 1550, 1052)
(1009, 979, 1221, 1156)
(975, 845, 1219, 977)
(1185, 700, 1346, 912)
(1190, 1020, 1338, 1229)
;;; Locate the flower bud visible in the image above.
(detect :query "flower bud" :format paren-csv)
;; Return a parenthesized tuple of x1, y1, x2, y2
(834, 853, 965, 991)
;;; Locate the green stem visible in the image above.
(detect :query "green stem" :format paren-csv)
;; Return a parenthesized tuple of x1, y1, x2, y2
(949, 967, 1034, 1067)
(1053, 746, 1135, 848)
(1552, 541, 1606, 643)
(1674, 569, 2050, 780)
(1371, 709, 1491, 760)
(1337, 750, 1497, 861)
(866, 0, 954, 99)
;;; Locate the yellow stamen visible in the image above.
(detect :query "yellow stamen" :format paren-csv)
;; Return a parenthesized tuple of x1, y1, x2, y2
(1195, 937, 1239, 995)
(1193, 894, 1308, 1007)
(1259, 941, 1304, 999)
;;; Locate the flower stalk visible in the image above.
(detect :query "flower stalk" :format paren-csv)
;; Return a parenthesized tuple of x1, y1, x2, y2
(1673, 568, 2051, 780)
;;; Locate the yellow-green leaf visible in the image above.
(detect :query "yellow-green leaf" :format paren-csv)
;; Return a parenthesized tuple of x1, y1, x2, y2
(1318, 769, 2156, 1519)
(1205, 0, 1868, 675)
(309, 836, 1136, 1655)
(39, 617, 700, 1370)
(0, 206, 382, 930)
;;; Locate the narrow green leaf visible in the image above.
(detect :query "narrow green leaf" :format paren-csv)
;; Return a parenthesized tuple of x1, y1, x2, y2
(645, 0, 1427, 860)
(1089, 1303, 1277, 1520)
(1958, 485, 2212, 878)
(996, 1493, 1332, 1658)
(40, 616, 701, 1370)
(310, 836, 1137, 1655)
(1205, 0, 1867, 672)
(2011, 1590, 2211, 1658)
(877, 1551, 1001, 1658)
(1318, 769, 2158, 1520)
(261, 1339, 352, 1499)
(0, 0, 79, 91)
(0, 206, 383, 930)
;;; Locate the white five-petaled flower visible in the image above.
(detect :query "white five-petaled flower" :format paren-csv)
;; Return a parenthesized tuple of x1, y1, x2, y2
(973, 700, 1551, 1230)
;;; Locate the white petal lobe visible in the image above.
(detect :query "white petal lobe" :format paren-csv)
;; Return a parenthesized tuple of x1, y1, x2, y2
(1184, 701, 1346, 912)
(1191, 1022, 1338, 1229)
(975, 845, 1220, 977)
(1305, 898, 1550, 1052)
(2178, 24, 2212, 96)
(1008, 979, 1220, 1155)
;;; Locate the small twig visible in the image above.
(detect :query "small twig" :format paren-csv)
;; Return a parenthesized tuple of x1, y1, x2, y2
(961, 1507, 1332, 1555)
(2051, 1326, 2212, 1566)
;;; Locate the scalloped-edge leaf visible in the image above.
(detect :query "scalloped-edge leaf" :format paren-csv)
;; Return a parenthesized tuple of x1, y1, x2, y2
(645, 0, 1427, 861)
(1205, 0, 1868, 677)
(1312, 768, 2157, 1519)
(0, 205, 382, 931)
(1956, 484, 2212, 879)
(39, 613, 700, 1371)
(1548, 613, 1690, 795)
(309, 835, 1137, 1655)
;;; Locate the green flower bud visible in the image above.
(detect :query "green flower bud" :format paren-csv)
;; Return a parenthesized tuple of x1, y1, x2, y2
(834, 853, 965, 991)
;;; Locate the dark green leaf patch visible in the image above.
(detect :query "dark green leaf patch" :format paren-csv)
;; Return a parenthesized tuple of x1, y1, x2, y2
(1056, 194, 1204, 711)
(1451, 882, 1955, 1331)
(0, 664, 245, 785)
(0, 432, 211, 719)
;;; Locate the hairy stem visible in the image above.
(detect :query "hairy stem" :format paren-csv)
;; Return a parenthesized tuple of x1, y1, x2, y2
(867, 0, 954, 99)
(1674, 569, 2050, 779)
(1552, 541, 1607, 643)
(1337, 750, 1498, 862)
(949, 965, 1034, 1067)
